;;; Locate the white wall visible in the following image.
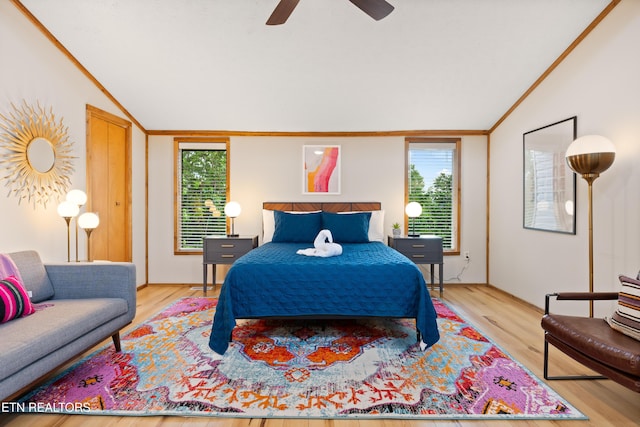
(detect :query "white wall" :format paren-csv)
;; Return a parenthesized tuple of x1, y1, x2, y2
(148, 135, 487, 285)
(489, 0, 640, 315)
(0, 2, 147, 285)
(2, 1, 488, 289)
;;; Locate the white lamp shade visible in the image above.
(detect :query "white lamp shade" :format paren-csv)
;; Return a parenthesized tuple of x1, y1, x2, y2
(566, 135, 615, 157)
(78, 212, 100, 229)
(224, 201, 242, 218)
(57, 201, 80, 218)
(405, 202, 422, 218)
(66, 189, 87, 206)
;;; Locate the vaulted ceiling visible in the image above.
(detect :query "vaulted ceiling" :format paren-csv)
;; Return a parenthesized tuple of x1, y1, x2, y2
(17, 0, 613, 132)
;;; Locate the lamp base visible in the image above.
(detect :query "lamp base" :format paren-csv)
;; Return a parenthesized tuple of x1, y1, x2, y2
(408, 234, 420, 238)
(226, 233, 239, 237)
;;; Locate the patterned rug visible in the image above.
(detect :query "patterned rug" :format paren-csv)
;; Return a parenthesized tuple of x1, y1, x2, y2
(18, 297, 585, 420)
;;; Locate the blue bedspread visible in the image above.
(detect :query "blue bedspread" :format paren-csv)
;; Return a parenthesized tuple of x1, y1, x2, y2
(208, 242, 440, 354)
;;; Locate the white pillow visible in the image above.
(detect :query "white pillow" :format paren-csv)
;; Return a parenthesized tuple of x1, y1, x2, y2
(262, 209, 276, 243)
(338, 210, 385, 242)
(262, 209, 322, 243)
(368, 210, 385, 242)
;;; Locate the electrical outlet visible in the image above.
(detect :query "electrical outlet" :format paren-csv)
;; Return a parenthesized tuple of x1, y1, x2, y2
(464, 251, 470, 259)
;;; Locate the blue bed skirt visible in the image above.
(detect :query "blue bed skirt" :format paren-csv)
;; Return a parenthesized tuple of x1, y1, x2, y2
(209, 242, 440, 354)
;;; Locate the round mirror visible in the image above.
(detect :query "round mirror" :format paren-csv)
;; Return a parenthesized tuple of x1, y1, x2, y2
(27, 137, 55, 173)
(0, 101, 74, 208)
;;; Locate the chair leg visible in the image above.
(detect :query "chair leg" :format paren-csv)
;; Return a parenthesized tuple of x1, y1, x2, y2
(543, 336, 607, 381)
(112, 332, 122, 352)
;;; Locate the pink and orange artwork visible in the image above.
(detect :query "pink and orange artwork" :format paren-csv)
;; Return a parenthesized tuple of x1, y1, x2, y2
(303, 145, 340, 194)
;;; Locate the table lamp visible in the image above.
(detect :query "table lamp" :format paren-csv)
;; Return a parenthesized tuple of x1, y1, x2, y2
(224, 201, 241, 237)
(405, 202, 422, 237)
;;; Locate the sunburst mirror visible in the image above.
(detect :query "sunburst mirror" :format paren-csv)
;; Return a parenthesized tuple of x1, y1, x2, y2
(0, 101, 75, 208)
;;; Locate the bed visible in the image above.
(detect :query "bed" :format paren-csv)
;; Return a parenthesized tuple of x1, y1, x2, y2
(208, 202, 440, 355)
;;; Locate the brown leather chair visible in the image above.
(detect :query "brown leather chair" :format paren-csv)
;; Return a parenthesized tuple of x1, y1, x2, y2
(541, 292, 640, 392)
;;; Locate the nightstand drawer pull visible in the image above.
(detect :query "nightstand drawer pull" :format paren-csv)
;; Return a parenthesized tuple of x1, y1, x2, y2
(412, 244, 425, 248)
(221, 254, 235, 258)
(221, 244, 235, 248)
(412, 254, 425, 258)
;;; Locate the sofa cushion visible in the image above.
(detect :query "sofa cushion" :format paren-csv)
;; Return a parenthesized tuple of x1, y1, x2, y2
(607, 275, 640, 341)
(542, 313, 640, 376)
(7, 251, 55, 303)
(0, 298, 128, 383)
(0, 276, 35, 323)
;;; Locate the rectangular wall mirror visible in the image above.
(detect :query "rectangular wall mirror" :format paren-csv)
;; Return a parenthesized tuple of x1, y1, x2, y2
(523, 116, 577, 234)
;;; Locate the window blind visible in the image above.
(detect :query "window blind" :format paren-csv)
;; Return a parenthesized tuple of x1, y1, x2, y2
(407, 141, 458, 251)
(177, 142, 227, 251)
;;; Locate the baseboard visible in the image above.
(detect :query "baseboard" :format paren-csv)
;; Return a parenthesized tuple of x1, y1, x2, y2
(143, 283, 208, 287)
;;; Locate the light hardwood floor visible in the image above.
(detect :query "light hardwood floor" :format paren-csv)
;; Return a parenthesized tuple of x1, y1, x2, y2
(2, 283, 639, 426)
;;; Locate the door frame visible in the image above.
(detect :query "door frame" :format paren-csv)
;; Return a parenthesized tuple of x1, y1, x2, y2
(86, 104, 132, 261)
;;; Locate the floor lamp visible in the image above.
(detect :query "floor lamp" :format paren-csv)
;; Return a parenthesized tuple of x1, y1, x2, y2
(565, 135, 615, 318)
(66, 189, 87, 262)
(57, 201, 80, 262)
(78, 212, 100, 262)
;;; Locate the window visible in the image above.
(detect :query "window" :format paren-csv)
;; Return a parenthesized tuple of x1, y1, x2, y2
(406, 138, 460, 253)
(175, 139, 229, 253)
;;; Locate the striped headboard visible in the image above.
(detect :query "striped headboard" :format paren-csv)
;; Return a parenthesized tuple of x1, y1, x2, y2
(263, 202, 381, 212)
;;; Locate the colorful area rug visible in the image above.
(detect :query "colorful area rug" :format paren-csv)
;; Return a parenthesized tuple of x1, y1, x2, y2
(18, 297, 585, 420)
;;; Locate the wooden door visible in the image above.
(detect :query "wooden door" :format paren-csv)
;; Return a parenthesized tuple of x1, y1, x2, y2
(86, 105, 132, 262)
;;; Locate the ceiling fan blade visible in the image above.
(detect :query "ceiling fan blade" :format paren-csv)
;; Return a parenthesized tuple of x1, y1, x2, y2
(266, 0, 301, 25)
(348, 0, 394, 21)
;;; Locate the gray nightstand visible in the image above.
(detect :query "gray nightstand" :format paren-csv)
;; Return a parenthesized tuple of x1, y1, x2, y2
(202, 235, 258, 293)
(388, 235, 444, 296)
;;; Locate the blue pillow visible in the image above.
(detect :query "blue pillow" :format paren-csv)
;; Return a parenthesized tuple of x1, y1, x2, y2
(322, 212, 371, 243)
(272, 211, 322, 243)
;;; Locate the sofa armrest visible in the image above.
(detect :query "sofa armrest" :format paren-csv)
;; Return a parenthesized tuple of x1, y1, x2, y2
(544, 292, 619, 314)
(44, 262, 137, 316)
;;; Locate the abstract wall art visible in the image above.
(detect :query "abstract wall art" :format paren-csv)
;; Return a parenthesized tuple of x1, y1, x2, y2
(303, 145, 340, 194)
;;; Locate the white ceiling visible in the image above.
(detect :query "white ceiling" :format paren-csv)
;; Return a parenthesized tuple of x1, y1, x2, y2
(19, 0, 611, 132)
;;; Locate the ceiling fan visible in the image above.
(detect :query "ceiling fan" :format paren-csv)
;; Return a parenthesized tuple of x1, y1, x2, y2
(266, 0, 394, 25)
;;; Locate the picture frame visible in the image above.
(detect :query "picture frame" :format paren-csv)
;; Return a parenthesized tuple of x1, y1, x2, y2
(523, 116, 577, 234)
(302, 145, 341, 195)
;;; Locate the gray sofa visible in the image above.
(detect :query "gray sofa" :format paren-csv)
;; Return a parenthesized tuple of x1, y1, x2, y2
(0, 250, 136, 401)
